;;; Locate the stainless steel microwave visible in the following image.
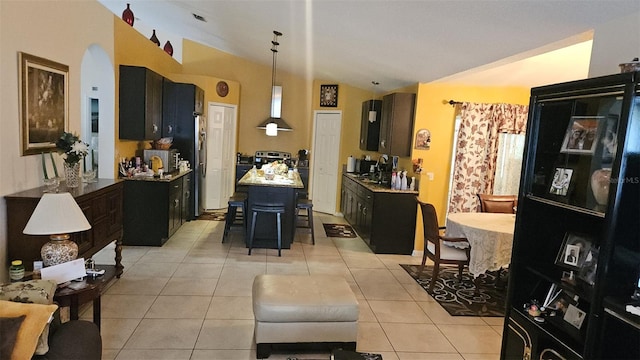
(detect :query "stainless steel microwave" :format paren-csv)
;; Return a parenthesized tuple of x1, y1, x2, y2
(143, 149, 178, 172)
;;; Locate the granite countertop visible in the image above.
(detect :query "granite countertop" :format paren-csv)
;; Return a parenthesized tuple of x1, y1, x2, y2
(344, 173, 418, 194)
(238, 170, 304, 188)
(121, 169, 192, 182)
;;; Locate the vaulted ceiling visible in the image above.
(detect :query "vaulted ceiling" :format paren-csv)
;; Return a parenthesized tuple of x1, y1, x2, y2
(98, 0, 639, 91)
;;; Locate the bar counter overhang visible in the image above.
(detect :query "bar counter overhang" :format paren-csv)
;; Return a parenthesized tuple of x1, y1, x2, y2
(237, 171, 304, 250)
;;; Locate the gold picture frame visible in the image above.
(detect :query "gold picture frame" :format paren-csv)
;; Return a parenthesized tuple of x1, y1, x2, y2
(19, 52, 69, 156)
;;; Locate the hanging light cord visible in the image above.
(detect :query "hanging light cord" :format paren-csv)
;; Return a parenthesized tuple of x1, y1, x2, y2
(370, 81, 380, 112)
(271, 31, 282, 107)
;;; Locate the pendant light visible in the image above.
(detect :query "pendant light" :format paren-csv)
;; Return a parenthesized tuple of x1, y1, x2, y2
(368, 81, 380, 122)
(266, 31, 281, 136)
(257, 30, 293, 134)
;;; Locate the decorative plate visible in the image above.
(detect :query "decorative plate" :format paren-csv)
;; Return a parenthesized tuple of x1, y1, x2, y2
(216, 81, 229, 97)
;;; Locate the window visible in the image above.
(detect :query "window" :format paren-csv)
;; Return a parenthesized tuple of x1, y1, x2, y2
(493, 133, 525, 195)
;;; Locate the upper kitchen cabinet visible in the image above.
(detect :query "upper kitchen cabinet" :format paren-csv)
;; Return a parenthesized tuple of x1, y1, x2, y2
(379, 93, 416, 156)
(162, 78, 176, 138)
(360, 100, 382, 151)
(119, 65, 163, 140)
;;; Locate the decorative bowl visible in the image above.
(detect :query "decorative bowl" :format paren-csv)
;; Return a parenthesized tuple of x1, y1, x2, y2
(619, 58, 640, 73)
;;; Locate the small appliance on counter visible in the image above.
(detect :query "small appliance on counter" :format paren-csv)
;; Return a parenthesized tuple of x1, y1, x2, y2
(143, 149, 178, 173)
(356, 159, 378, 174)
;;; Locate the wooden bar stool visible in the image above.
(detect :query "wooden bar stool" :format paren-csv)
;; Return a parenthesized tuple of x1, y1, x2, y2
(222, 192, 247, 243)
(296, 199, 315, 245)
(248, 203, 286, 256)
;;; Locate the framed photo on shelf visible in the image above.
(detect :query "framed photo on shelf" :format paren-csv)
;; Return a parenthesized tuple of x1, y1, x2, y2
(555, 232, 592, 271)
(578, 247, 599, 285)
(19, 52, 69, 156)
(549, 167, 573, 196)
(560, 116, 603, 155)
(563, 304, 587, 329)
(320, 84, 338, 107)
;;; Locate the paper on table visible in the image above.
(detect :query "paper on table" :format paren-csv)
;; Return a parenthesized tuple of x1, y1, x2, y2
(40, 258, 87, 284)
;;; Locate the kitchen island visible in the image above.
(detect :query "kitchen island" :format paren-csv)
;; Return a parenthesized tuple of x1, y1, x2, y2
(238, 170, 304, 251)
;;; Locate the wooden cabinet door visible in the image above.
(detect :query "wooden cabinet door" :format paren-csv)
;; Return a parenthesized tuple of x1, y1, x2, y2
(119, 65, 162, 140)
(378, 93, 415, 156)
(168, 179, 182, 237)
(162, 78, 177, 138)
(145, 70, 163, 140)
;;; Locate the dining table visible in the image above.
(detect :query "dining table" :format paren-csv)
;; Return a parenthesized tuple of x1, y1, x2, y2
(445, 212, 516, 277)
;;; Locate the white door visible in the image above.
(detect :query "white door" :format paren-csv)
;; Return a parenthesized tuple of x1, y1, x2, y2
(311, 111, 342, 214)
(203, 103, 237, 210)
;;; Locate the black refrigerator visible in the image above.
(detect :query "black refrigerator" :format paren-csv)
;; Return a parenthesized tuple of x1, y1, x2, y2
(164, 81, 205, 220)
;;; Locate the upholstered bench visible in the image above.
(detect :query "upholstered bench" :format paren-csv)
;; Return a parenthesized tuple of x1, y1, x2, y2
(252, 274, 359, 359)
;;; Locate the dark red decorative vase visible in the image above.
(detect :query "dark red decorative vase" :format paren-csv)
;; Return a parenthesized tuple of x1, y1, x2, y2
(150, 30, 160, 46)
(163, 41, 174, 56)
(122, 3, 134, 26)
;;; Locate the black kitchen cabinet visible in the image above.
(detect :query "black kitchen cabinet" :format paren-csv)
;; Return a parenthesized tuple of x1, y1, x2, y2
(236, 164, 253, 193)
(122, 171, 191, 246)
(501, 72, 640, 359)
(379, 93, 415, 156)
(162, 78, 176, 138)
(360, 100, 381, 151)
(341, 174, 417, 254)
(119, 65, 163, 140)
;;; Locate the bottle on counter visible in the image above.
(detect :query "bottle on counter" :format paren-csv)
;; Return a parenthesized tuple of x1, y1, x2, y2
(391, 172, 397, 189)
(9, 260, 25, 282)
(410, 176, 416, 191)
(401, 171, 408, 190)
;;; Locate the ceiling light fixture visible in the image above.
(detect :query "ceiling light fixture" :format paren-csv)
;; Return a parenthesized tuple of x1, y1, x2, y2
(257, 30, 293, 134)
(192, 13, 206, 22)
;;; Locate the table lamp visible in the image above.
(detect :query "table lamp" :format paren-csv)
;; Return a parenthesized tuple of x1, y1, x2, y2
(23, 192, 91, 267)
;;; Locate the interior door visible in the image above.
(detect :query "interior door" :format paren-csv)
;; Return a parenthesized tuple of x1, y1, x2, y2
(203, 103, 237, 210)
(311, 111, 342, 214)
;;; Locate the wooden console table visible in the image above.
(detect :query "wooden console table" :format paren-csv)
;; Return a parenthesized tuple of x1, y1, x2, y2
(5, 179, 124, 277)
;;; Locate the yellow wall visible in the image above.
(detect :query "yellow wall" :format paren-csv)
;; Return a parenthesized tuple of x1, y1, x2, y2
(0, 0, 115, 281)
(411, 82, 530, 250)
(181, 40, 312, 156)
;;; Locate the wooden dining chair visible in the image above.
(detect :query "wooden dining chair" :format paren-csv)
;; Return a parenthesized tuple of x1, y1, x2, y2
(477, 194, 518, 214)
(416, 198, 471, 292)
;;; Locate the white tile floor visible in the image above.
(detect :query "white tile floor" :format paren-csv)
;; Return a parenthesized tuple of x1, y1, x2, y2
(89, 212, 504, 360)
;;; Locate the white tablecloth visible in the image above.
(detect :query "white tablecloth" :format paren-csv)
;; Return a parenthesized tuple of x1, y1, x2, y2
(445, 212, 516, 277)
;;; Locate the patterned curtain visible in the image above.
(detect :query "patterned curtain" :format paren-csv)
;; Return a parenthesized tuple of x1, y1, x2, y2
(448, 102, 529, 213)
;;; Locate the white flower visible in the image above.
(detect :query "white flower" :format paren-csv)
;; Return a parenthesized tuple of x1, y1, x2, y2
(71, 141, 89, 156)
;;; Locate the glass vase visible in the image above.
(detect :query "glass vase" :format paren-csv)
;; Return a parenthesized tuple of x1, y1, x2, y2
(64, 162, 81, 188)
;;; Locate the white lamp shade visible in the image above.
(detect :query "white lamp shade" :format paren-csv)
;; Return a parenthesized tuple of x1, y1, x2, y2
(23, 192, 91, 235)
(368, 110, 377, 122)
(266, 122, 278, 136)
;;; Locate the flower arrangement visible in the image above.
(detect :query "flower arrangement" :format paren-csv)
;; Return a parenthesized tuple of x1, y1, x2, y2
(55, 132, 88, 164)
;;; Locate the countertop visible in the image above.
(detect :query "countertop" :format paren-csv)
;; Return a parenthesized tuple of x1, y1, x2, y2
(121, 169, 192, 182)
(344, 173, 418, 194)
(238, 170, 304, 188)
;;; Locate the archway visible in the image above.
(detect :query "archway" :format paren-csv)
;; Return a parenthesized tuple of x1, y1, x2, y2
(80, 44, 115, 179)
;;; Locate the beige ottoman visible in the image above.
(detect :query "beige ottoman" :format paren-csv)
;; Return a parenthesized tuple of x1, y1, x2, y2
(252, 274, 359, 359)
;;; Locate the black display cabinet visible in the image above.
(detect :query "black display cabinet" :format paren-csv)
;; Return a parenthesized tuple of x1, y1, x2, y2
(501, 72, 640, 359)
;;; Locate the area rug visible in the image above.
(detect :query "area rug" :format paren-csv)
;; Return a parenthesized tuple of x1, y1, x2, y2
(198, 211, 226, 221)
(322, 223, 357, 238)
(401, 264, 506, 317)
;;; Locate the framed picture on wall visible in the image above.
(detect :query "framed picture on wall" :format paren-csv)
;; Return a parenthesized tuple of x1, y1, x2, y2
(19, 52, 69, 156)
(320, 84, 338, 107)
